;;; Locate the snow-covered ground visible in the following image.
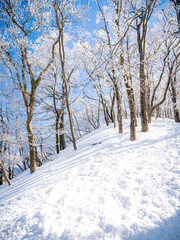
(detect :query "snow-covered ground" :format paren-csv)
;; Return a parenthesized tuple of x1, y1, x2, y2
(0, 118, 180, 240)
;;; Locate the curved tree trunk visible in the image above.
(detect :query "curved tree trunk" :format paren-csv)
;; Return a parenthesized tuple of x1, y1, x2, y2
(0, 161, 11, 186)
(149, 51, 180, 122)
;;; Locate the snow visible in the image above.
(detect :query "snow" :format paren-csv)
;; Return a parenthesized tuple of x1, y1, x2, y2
(0, 118, 180, 240)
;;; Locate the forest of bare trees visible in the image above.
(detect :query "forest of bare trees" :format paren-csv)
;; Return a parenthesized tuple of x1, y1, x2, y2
(0, 0, 179, 183)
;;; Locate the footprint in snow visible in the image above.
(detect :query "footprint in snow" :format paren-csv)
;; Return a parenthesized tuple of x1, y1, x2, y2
(142, 190, 148, 196)
(89, 164, 95, 170)
(135, 178, 144, 184)
(119, 196, 131, 209)
(118, 181, 127, 190)
(152, 200, 161, 208)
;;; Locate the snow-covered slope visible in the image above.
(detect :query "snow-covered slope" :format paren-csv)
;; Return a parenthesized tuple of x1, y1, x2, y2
(0, 119, 180, 240)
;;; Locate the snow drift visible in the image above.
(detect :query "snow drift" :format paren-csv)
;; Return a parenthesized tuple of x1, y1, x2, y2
(0, 118, 180, 240)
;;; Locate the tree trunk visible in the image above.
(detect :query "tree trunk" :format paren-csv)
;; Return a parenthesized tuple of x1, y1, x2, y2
(55, 6, 77, 150)
(130, 107, 136, 141)
(170, 76, 180, 122)
(127, 50, 137, 127)
(116, 87, 123, 133)
(137, 23, 148, 132)
(149, 52, 179, 122)
(124, 75, 136, 141)
(113, 77, 123, 133)
(56, 115, 61, 154)
(96, 0, 123, 133)
(64, 76, 77, 150)
(122, 36, 137, 140)
(147, 78, 151, 123)
(27, 115, 37, 174)
(60, 113, 66, 150)
(35, 146, 42, 167)
(0, 161, 11, 186)
(128, 88, 136, 140)
(140, 61, 149, 132)
(23, 161, 27, 170)
(101, 96, 109, 126)
(0, 167, 4, 185)
(110, 91, 116, 128)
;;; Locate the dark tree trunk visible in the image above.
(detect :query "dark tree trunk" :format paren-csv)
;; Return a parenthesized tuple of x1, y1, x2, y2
(137, 23, 149, 132)
(113, 77, 123, 134)
(0, 167, 4, 185)
(124, 76, 136, 141)
(56, 115, 61, 154)
(27, 124, 37, 174)
(170, 76, 180, 122)
(140, 61, 149, 132)
(147, 79, 151, 123)
(60, 113, 66, 150)
(101, 96, 109, 126)
(135, 0, 156, 132)
(110, 91, 116, 128)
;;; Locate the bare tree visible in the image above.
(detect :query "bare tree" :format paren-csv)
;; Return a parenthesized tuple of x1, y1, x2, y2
(0, 0, 58, 173)
(134, 0, 157, 132)
(96, 0, 123, 134)
(112, 0, 137, 140)
(170, 0, 180, 34)
(149, 39, 180, 122)
(53, 0, 78, 150)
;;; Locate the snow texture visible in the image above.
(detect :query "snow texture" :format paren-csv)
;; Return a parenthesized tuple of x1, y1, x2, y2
(0, 118, 180, 240)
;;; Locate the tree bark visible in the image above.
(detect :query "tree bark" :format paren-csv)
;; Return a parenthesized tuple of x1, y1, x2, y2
(170, 73, 180, 122)
(0, 161, 11, 186)
(27, 116, 37, 174)
(56, 115, 61, 154)
(149, 51, 180, 122)
(124, 76, 136, 141)
(110, 91, 116, 128)
(96, 0, 123, 133)
(135, 0, 156, 131)
(137, 23, 149, 132)
(115, 82, 123, 133)
(60, 113, 66, 150)
(54, 1, 77, 151)
(63, 70, 77, 150)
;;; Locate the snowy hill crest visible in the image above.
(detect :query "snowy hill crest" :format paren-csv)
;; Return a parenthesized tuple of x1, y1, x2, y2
(0, 119, 180, 240)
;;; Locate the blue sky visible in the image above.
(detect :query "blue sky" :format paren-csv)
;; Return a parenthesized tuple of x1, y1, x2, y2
(82, 0, 106, 33)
